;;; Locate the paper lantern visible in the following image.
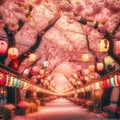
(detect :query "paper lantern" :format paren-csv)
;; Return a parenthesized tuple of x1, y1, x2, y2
(6, 75, 14, 87)
(104, 56, 113, 66)
(13, 77, 18, 88)
(96, 62, 104, 71)
(83, 69, 89, 75)
(95, 82, 101, 90)
(99, 39, 109, 52)
(115, 41, 120, 55)
(29, 53, 36, 62)
(0, 71, 6, 86)
(43, 60, 48, 68)
(23, 69, 30, 76)
(103, 78, 111, 89)
(88, 64, 95, 72)
(39, 69, 45, 75)
(0, 41, 8, 55)
(17, 79, 22, 88)
(32, 66, 38, 72)
(109, 76, 115, 87)
(82, 54, 89, 62)
(8, 47, 18, 59)
(116, 73, 120, 86)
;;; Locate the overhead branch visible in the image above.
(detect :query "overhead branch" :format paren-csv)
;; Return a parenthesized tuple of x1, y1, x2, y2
(8, 16, 60, 69)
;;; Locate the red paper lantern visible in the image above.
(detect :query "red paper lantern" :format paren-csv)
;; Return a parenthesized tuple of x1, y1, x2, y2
(0, 41, 8, 55)
(116, 73, 120, 86)
(103, 78, 111, 88)
(8, 47, 18, 59)
(0, 71, 6, 86)
(96, 62, 104, 71)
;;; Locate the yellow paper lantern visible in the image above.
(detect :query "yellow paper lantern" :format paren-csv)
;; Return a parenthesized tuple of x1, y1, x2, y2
(99, 39, 109, 52)
(82, 54, 89, 62)
(104, 56, 113, 65)
(29, 53, 36, 62)
(8, 47, 18, 59)
(88, 64, 95, 72)
(39, 69, 45, 75)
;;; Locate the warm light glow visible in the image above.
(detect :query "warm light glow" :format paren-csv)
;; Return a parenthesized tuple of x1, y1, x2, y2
(83, 69, 89, 75)
(96, 62, 104, 71)
(104, 56, 113, 65)
(8, 47, 18, 59)
(99, 39, 109, 52)
(29, 53, 36, 62)
(82, 54, 89, 62)
(39, 69, 45, 75)
(88, 64, 95, 72)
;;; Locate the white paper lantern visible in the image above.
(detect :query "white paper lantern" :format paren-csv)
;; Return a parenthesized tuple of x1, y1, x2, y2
(96, 62, 104, 71)
(104, 56, 113, 65)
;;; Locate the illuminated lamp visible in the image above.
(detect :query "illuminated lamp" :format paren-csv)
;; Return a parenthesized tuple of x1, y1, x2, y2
(115, 41, 120, 55)
(116, 73, 120, 86)
(39, 69, 45, 75)
(17, 79, 21, 88)
(6, 76, 14, 87)
(0, 41, 8, 55)
(96, 62, 104, 71)
(95, 82, 101, 90)
(83, 69, 89, 75)
(6, 75, 14, 87)
(82, 54, 89, 62)
(13, 77, 18, 88)
(88, 64, 95, 72)
(32, 66, 38, 72)
(21, 81, 25, 88)
(29, 53, 36, 62)
(43, 59, 48, 68)
(103, 78, 111, 89)
(8, 47, 18, 59)
(104, 56, 113, 66)
(73, 73, 78, 79)
(23, 69, 30, 76)
(109, 76, 115, 87)
(99, 39, 109, 52)
(0, 71, 6, 86)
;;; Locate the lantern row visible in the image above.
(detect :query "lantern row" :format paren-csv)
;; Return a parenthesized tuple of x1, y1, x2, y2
(77, 72, 120, 92)
(0, 69, 56, 95)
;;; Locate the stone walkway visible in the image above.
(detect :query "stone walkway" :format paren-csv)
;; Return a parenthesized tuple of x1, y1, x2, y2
(13, 98, 119, 120)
